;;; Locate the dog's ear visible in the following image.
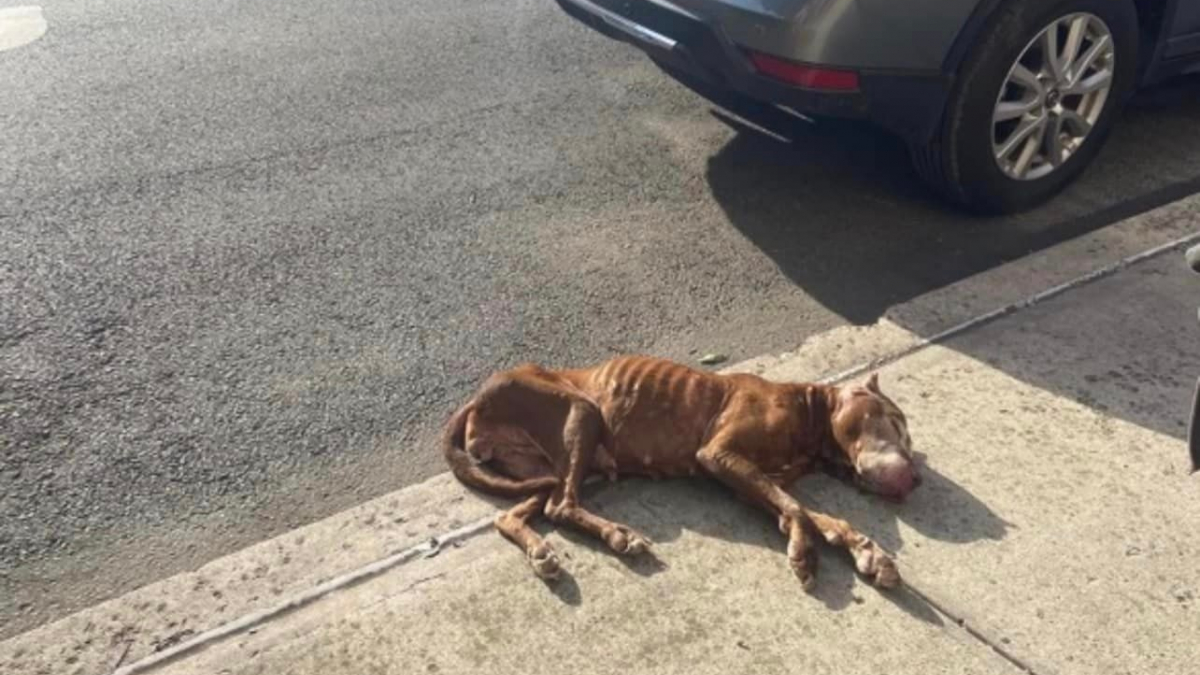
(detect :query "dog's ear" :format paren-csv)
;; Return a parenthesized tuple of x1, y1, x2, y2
(865, 372, 881, 394)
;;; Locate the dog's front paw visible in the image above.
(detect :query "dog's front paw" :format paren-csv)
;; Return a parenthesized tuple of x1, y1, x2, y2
(852, 540, 900, 589)
(605, 525, 653, 556)
(789, 556, 817, 591)
(528, 542, 562, 580)
(788, 537, 818, 592)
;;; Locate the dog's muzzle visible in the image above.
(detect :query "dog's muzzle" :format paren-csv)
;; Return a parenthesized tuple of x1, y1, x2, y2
(857, 451, 919, 501)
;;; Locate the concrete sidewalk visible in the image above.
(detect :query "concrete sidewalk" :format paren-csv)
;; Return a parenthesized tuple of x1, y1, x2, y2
(5, 237, 1200, 675)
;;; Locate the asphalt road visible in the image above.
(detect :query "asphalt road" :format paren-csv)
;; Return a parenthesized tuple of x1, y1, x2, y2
(3, 0, 1200, 637)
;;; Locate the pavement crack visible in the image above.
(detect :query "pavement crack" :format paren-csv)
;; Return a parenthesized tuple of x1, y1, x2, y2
(108, 516, 493, 675)
(396, 572, 448, 596)
(903, 583, 1040, 675)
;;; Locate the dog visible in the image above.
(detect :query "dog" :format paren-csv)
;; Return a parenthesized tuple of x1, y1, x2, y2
(442, 355, 920, 589)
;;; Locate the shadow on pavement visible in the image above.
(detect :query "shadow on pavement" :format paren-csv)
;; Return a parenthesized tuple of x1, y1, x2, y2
(544, 569, 583, 607)
(937, 250, 1200, 442)
(528, 474, 998, 623)
(663, 64, 1200, 440)
(696, 73, 1200, 325)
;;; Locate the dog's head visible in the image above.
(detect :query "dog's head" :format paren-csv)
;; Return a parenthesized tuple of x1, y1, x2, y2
(827, 373, 920, 501)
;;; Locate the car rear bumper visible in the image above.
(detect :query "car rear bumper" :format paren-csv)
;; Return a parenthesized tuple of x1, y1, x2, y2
(555, 0, 953, 145)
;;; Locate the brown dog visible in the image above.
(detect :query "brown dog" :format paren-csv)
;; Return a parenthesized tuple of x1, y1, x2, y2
(442, 355, 920, 589)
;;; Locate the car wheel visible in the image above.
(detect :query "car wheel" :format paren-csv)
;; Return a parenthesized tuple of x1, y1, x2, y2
(912, 0, 1138, 214)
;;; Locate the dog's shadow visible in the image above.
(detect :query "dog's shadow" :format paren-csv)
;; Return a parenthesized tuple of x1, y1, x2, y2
(796, 459, 1014, 553)
(522, 460, 1008, 625)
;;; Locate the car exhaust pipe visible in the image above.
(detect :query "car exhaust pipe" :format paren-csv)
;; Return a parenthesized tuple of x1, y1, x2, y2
(1187, 243, 1200, 473)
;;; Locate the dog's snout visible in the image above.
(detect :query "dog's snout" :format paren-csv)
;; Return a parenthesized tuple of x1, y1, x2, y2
(880, 464, 915, 499)
(858, 451, 918, 500)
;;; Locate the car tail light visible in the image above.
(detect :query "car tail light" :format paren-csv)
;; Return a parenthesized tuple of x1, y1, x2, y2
(746, 51, 859, 92)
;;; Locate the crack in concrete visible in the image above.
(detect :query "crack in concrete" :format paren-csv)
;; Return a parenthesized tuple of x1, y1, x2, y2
(904, 583, 1039, 675)
(108, 517, 493, 675)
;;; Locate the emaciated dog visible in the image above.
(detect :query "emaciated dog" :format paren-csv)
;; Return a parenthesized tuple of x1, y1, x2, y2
(443, 355, 920, 590)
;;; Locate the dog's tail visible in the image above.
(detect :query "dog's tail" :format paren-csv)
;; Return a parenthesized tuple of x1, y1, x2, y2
(442, 402, 559, 498)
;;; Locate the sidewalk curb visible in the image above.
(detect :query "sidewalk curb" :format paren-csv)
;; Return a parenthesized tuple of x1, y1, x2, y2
(111, 518, 495, 675)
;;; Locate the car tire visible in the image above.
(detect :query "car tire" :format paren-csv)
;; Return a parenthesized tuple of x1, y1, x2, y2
(911, 0, 1139, 214)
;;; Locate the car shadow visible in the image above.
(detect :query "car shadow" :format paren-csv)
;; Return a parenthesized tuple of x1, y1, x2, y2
(698, 74, 1200, 325)
(658, 63, 1200, 439)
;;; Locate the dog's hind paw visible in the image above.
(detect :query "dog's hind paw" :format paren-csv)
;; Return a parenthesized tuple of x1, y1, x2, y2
(605, 525, 653, 556)
(528, 543, 562, 580)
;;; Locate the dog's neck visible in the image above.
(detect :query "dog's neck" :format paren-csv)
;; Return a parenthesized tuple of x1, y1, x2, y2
(801, 384, 854, 480)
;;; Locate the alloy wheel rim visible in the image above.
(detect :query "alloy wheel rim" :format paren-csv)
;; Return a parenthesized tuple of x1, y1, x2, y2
(992, 13, 1116, 181)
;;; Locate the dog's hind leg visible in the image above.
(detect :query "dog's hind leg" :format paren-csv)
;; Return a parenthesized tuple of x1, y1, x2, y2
(541, 402, 654, 557)
(494, 492, 560, 580)
(475, 369, 652, 558)
(546, 497, 654, 556)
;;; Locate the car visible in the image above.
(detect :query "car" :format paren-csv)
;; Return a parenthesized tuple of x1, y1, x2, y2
(554, 0, 1200, 214)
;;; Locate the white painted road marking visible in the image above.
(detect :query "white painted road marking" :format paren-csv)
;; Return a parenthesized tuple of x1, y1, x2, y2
(0, 5, 47, 52)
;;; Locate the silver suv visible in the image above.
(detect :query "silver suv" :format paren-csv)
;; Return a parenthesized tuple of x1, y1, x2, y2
(556, 0, 1200, 213)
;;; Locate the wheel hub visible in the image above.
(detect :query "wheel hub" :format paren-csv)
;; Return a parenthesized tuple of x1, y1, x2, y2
(991, 13, 1116, 181)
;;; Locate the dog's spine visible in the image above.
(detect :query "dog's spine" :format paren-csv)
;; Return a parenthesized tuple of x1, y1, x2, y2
(442, 402, 559, 498)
